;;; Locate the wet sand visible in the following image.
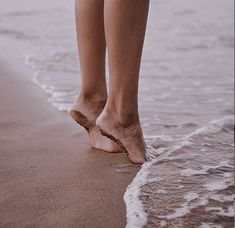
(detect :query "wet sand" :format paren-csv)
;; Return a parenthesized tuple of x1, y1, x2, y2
(0, 38, 139, 228)
(0, 0, 234, 227)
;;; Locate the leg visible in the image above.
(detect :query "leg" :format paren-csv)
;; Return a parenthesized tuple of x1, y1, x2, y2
(75, 0, 106, 100)
(70, 0, 120, 152)
(97, 0, 150, 163)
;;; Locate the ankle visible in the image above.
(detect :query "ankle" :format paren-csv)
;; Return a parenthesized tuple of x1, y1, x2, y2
(105, 106, 140, 127)
(78, 92, 107, 105)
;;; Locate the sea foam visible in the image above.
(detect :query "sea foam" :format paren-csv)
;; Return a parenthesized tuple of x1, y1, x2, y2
(124, 115, 234, 227)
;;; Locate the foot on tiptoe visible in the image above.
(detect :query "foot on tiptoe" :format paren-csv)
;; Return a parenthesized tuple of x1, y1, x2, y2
(69, 95, 121, 153)
(96, 109, 146, 164)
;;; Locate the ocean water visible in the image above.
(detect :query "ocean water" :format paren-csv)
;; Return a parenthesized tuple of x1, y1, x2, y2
(0, 0, 234, 227)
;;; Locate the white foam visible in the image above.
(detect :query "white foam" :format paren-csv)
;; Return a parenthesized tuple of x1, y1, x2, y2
(178, 185, 185, 189)
(222, 173, 233, 178)
(124, 161, 153, 228)
(51, 102, 72, 112)
(158, 192, 204, 220)
(203, 181, 229, 191)
(159, 196, 210, 220)
(31, 71, 55, 95)
(124, 116, 233, 227)
(184, 192, 200, 202)
(218, 206, 235, 217)
(147, 177, 163, 183)
(186, 116, 234, 138)
(206, 206, 235, 217)
(180, 160, 233, 177)
(180, 168, 208, 177)
(145, 134, 174, 143)
(160, 220, 168, 227)
(199, 223, 223, 228)
(210, 194, 234, 203)
(157, 189, 168, 194)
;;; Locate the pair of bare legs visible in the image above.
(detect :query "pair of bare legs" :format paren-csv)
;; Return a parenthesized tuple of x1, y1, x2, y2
(70, 0, 150, 164)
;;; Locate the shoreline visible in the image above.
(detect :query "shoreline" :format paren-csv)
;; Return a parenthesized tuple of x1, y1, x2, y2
(0, 36, 139, 228)
(0, 0, 234, 226)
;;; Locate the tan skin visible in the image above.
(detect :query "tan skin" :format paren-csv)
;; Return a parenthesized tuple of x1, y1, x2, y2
(70, 0, 150, 164)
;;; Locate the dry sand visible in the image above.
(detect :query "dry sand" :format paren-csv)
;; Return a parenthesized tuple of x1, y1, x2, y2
(0, 38, 139, 228)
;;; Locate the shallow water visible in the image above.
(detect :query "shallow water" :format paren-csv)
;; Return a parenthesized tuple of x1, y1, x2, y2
(0, 0, 234, 227)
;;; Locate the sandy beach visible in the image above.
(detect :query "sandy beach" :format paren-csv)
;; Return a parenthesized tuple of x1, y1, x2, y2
(0, 37, 139, 227)
(0, 0, 234, 227)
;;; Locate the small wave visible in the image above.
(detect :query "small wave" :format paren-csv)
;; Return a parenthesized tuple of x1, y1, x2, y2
(124, 116, 234, 228)
(124, 161, 152, 228)
(206, 205, 235, 218)
(158, 192, 204, 220)
(199, 223, 223, 228)
(203, 180, 231, 192)
(180, 160, 233, 177)
(210, 194, 234, 203)
(186, 116, 234, 138)
(24, 52, 79, 111)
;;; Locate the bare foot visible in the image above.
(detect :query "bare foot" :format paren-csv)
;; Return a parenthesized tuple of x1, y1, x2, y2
(96, 109, 146, 164)
(69, 96, 121, 153)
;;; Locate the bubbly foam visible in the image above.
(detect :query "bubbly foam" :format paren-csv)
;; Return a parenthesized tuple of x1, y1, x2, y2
(124, 116, 234, 227)
(124, 161, 152, 228)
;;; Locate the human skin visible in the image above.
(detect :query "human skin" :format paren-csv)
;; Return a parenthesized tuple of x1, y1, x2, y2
(70, 0, 121, 152)
(71, 0, 150, 164)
